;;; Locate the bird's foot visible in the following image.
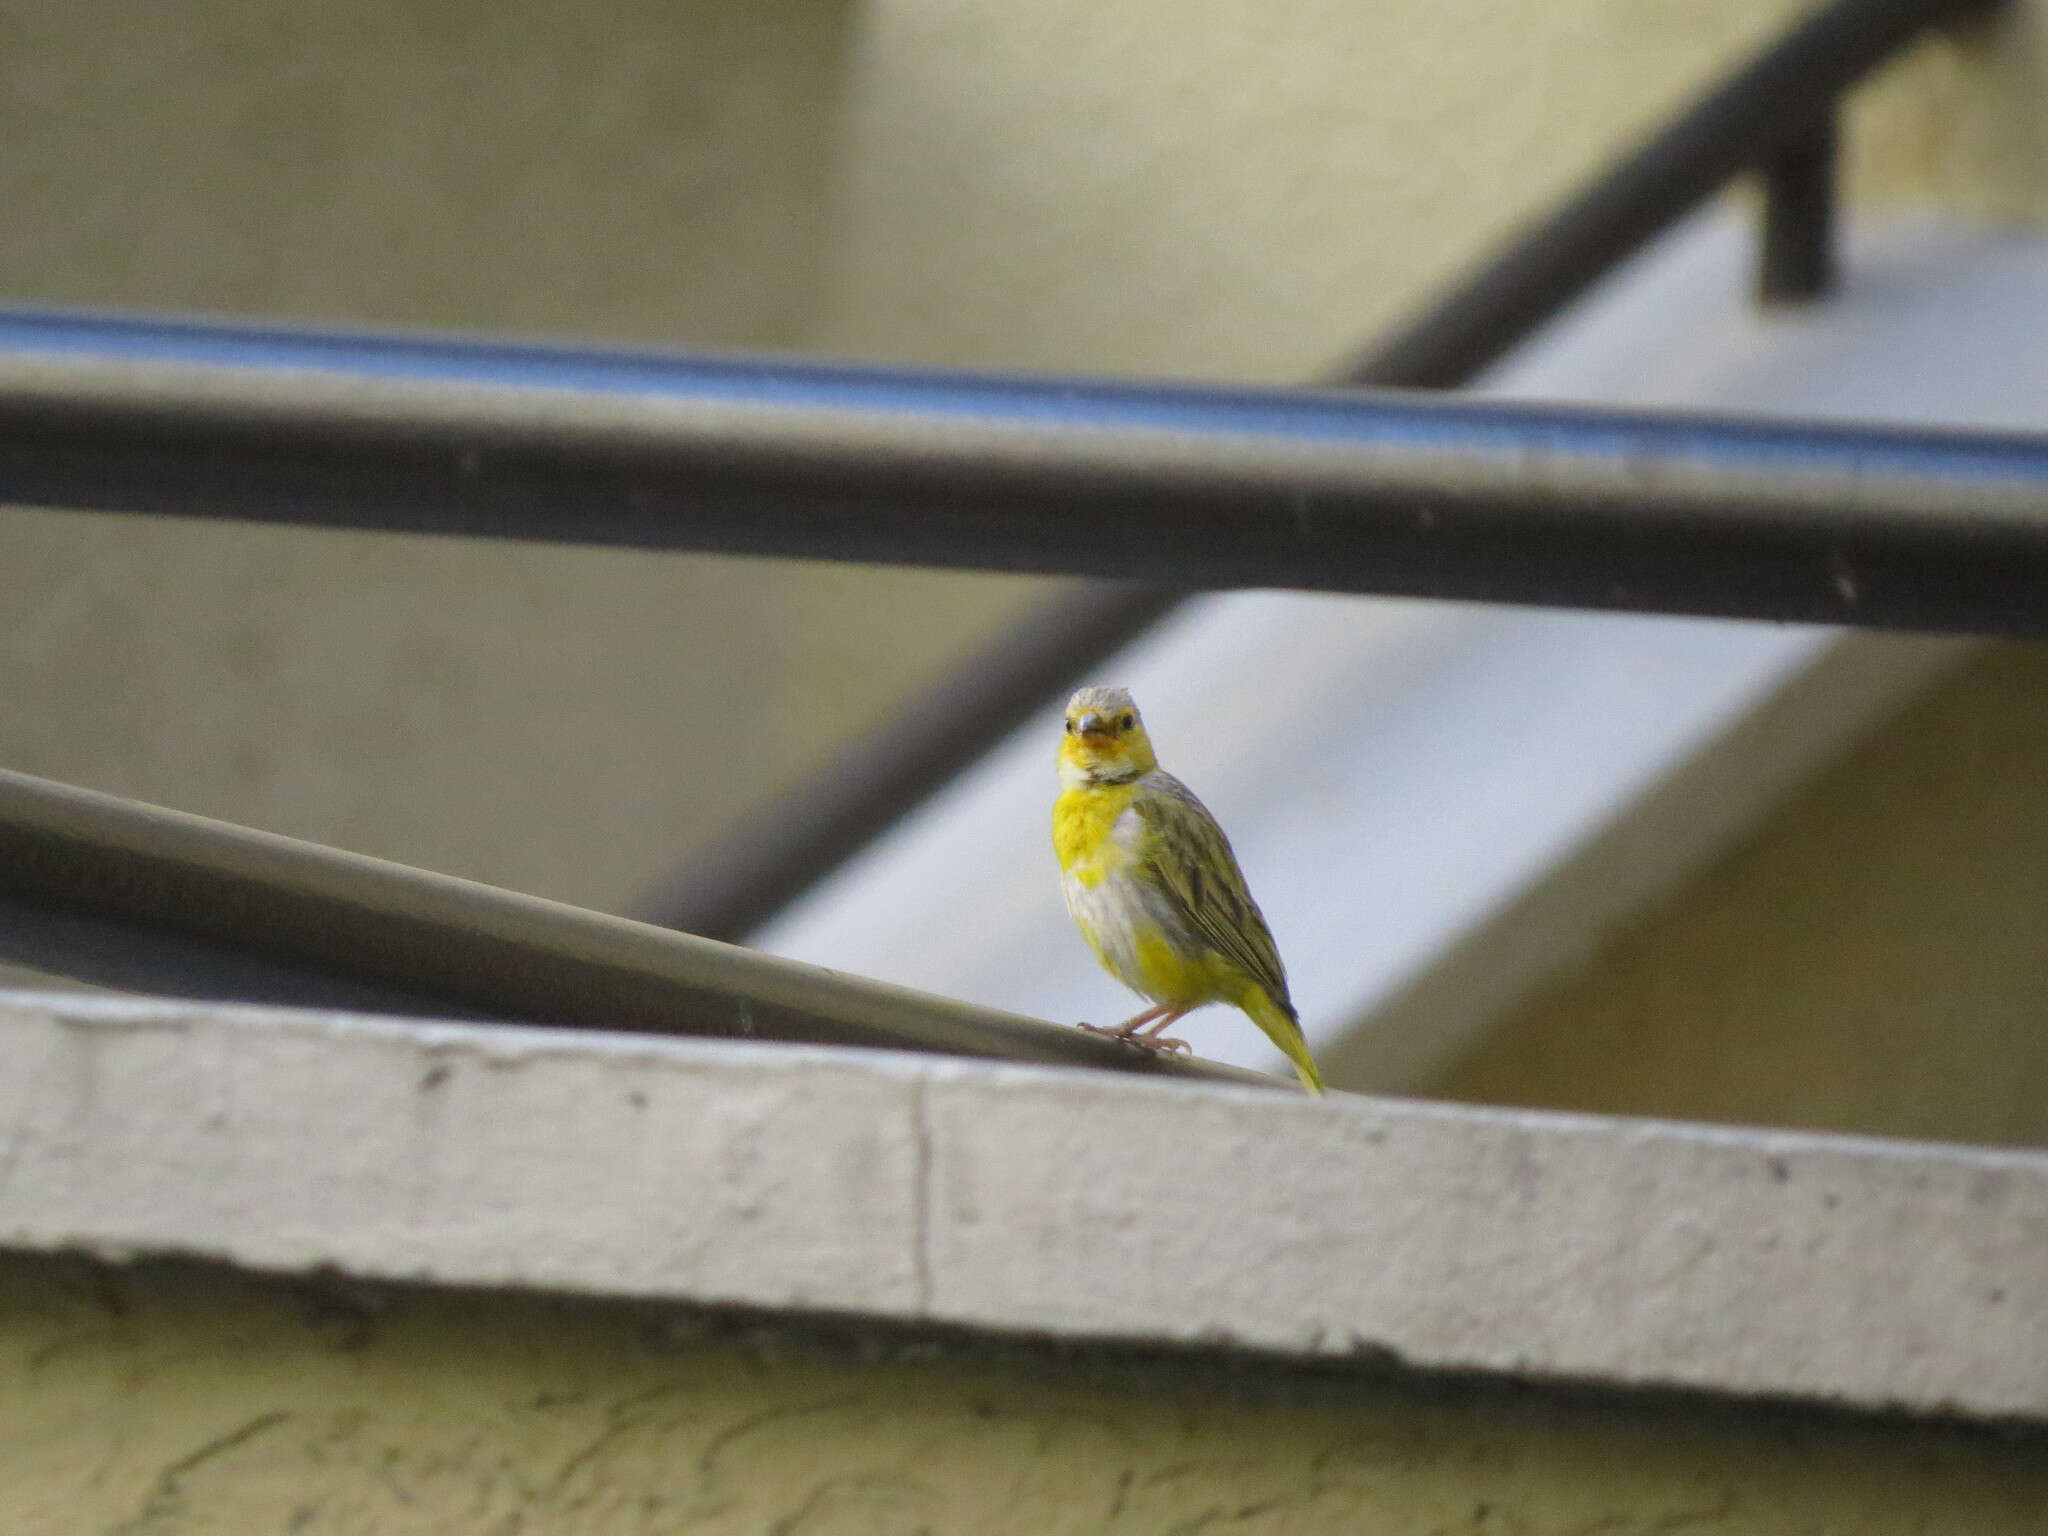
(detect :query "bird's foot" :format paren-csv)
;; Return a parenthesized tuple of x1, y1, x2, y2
(1076, 1022, 1191, 1055)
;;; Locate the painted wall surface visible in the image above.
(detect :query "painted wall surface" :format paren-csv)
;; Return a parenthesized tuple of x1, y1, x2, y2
(0, 1, 2030, 918)
(0, 509, 1039, 913)
(1, 1255, 2042, 1535)
(3, 1, 845, 344)
(1437, 642, 2048, 1148)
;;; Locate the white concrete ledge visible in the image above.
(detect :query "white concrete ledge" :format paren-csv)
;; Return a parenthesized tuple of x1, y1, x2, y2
(1, 990, 2043, 1422)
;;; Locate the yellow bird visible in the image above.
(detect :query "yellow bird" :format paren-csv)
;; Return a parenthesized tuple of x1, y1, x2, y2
(1053, 685, 1325, 1094)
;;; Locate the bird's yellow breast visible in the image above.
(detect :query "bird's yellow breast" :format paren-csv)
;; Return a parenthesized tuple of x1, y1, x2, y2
(1053, 781, 1140, 886)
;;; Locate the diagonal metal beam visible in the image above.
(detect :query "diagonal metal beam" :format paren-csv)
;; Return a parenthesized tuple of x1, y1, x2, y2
(641, 576, 1187, 941)
(0, 768, 1282, 1088)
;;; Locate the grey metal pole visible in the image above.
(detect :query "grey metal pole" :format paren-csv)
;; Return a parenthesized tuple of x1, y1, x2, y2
(0, 769, 1283, 1089)
(2, 310, 2047, 632)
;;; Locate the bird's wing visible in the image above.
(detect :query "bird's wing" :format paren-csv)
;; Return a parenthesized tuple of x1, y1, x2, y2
(1135, 774, 1294, 1016)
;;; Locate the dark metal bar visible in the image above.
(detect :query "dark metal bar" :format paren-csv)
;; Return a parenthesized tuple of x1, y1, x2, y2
(5, 308, 2048, 630)
(1338, 0, 2002, 389)
(1758, 114, 1840, 305)
(0, 768, 1280, 1088)
(642, 577, 1186, 939)
(648, 0, 1999, 939)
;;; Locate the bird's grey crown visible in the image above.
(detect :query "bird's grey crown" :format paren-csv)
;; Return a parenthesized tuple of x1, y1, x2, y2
(1067, 684, 1137, 717)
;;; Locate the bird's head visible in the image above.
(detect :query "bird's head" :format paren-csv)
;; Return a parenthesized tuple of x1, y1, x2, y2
(1060, 685, 1158, 785)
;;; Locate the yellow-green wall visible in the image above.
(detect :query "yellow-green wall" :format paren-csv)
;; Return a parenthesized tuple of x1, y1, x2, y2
(816, 1, 2038, 381)
(1436, 642, 2048, 1148)
(4, 1255, 2043, 1535)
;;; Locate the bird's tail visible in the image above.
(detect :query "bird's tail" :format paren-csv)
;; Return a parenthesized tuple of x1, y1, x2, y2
(1243, 987, 1325, 1095)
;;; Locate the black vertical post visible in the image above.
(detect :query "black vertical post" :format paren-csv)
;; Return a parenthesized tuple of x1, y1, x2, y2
(1758, 113, 1839, 305)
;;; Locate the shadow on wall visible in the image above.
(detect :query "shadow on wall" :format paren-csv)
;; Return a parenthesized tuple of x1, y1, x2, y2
(1431, 641, 2048, 1151)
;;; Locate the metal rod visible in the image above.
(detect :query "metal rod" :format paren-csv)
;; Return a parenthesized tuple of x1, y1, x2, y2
(1338, 0, 2002, 389)
(642, 577, 1187, 939)
(1758, 113, 1840, 305)
(0, 768, 1281, 1088)
(4, 309, 2048, 631)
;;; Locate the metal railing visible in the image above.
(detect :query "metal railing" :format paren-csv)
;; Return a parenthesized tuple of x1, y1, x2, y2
(0, 0, 2017, 1073)
(4, 308, 2045, 621)
(0, 768, 1274, 1087)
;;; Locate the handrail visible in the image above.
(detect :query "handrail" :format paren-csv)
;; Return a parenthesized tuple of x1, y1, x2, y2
(0, 769, 1282, 1089)
(2, 308, 2045, 625)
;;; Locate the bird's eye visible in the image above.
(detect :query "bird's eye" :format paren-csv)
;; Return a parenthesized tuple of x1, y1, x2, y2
(1119, 712, 1134, 730)
(1065, 718, 1077, 734)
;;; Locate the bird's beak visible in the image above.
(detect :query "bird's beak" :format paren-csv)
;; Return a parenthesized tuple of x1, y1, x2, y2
(1074, 712, 1108, 736)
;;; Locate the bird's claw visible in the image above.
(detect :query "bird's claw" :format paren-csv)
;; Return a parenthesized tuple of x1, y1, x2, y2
(1075, 1022, 1191, 1056)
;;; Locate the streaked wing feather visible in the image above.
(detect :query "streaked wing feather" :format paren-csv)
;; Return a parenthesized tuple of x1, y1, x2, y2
(1135, 776, 1293, 1014)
